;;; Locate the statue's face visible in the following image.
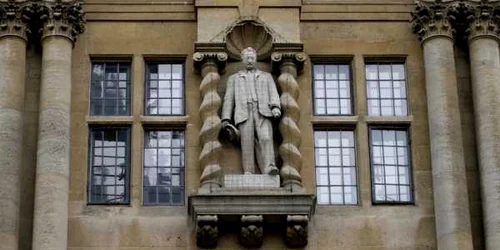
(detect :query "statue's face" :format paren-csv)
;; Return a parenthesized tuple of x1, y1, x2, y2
(242, 51, 256, 70)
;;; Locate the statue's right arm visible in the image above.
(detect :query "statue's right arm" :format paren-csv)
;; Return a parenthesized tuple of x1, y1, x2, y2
(221, 75, 235, 124)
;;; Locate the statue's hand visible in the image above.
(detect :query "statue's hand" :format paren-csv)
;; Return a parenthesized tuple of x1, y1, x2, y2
(221, 120, 230, 129)
(271, 107, 281, 118)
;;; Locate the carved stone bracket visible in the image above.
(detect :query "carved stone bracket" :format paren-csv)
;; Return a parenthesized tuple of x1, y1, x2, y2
(196, 215, 219, 248)
(271, 51, 306, 192)
(193, 51, 228, 193)
(285, 215, 309, 248)
(0, 1, 34, 41)
(412, 0, 500, 44)
(36, 0, 86, 43)
(239, 215, 264, 248)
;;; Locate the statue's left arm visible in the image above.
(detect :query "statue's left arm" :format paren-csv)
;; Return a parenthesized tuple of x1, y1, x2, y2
(267, 73, 281, 110)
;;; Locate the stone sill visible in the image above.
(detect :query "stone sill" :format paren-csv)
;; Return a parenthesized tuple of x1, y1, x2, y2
(140, 115, 188, 126)
(311, 115, 359, 125)
(365, 115, 413, 125)
(86, 116, 134, 124)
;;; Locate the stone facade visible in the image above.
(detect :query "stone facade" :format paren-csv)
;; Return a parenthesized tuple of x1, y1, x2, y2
(0, 0, 498, 249)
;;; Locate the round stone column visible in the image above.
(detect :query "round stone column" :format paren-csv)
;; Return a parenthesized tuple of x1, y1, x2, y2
(0, 2, 31, 248)
(31, 2, 85, 249)
(467, 17, 500, 250)
(412, 2, 473, 249)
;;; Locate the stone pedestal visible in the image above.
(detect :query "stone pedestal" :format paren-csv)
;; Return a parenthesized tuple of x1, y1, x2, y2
(224, 174, 280, 188)
(189, 188, 315, 248)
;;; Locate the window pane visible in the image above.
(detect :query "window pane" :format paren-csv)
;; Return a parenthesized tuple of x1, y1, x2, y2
(88, 128, 130, 204)
(370, 128, 413, 203)
(313, 63, 352, 115)
(143, 129, 185, 206)
(90, 63, 130, 116)
(365, 63, 408, 117)
(146, 63, 185, 115)
(314, 130, 358, 205)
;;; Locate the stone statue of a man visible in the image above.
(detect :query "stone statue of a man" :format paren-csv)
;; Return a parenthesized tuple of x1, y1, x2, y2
(222, 47, 281, 175)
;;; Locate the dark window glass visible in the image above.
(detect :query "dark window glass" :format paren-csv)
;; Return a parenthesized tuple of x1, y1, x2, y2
(314, 129, 358, 205)
(370, 128, 413, 203)
(313, 64, 352, 115)
(145, 63, 184, 115)
(90, 62, 131, 116)
(88, 127, 130, 204)
(143, 130, 185, 205)
(365, 63, 408, 116)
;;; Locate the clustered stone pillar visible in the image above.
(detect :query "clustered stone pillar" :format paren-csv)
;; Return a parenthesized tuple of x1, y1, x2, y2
(31, 1, 85, 249)
(0, 1, 31, 248)
(271, 52, 306, 192)
(411, 2, 474, 249)
(193, 52, 227, 193)
(465, 4, 500, 249)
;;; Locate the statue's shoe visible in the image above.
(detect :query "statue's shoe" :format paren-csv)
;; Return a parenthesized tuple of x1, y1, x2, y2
(265, 166, 279, 175)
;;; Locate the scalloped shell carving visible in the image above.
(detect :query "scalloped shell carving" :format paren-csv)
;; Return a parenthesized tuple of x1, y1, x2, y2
(225, 22, 273, 60)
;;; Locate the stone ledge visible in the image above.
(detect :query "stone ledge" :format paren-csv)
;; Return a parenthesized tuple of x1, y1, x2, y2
(188, 191, 316, 220)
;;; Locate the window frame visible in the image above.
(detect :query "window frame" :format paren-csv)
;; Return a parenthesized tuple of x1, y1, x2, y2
(142, 128, 186, 206)
(311, 62, 355, 116)
(89, 61, 132, 116)
(313, 127, 359, 206)
(144, 61, 186, 116)
(368, 126, 414, 205)
(87, 126, 131, 205)
(364, 61, 409, 117)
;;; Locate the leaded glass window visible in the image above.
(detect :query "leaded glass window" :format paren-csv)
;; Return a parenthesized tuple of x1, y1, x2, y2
(145, 63, 184, 115)
(370, 128, 413, 203)
(365, 63, 408, 116)
(143, 129, 185, 205)
(313, 64, 352, 115)
(315, 129, 358, 205)
(88, 127, 130, 204)
(90, 62, 131, 116)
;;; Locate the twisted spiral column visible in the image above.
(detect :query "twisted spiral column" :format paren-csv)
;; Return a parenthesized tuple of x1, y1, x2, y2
(272, 52, 306, 192)
(194, 52, 227, 193)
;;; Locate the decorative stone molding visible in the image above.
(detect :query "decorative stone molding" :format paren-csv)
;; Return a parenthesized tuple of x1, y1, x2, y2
(271, 51, 306, 192)
(196, 215, 219, 248)
(411, 0, 454, 43)
(285, 215, 309, 248)
(36, 0, 85, 42)
(239, 215, 264, 247)
(0, 1, 34, 41)
(193, 51, 228, 192)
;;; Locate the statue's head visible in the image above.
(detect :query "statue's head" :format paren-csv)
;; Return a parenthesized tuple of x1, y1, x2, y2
(241, 47, 257, 70)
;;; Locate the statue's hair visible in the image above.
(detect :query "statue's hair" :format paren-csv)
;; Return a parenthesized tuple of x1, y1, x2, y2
(241, 47, 257, 58)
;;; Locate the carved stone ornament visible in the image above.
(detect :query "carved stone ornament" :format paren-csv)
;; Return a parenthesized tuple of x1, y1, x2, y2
(239, 215, 264, 248)
(0, 0, 34, 41)
(411, 0, 454, 42)
(196, 215, 219, 248)
(210, 17, 288, 60)
(36, 0, 85, 42)
(451, 0, 500, 41)
(285, 215, 309, 248)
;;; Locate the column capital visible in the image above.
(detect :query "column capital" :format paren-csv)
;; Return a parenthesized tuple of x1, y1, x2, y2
(0, 1, 34, 41)
(454, 0, 500, 42)
(271, 52, 306, 74)
(411, 0, 455, 43)
(193, 51, 228, 74)
(36, 0, 85, 43)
